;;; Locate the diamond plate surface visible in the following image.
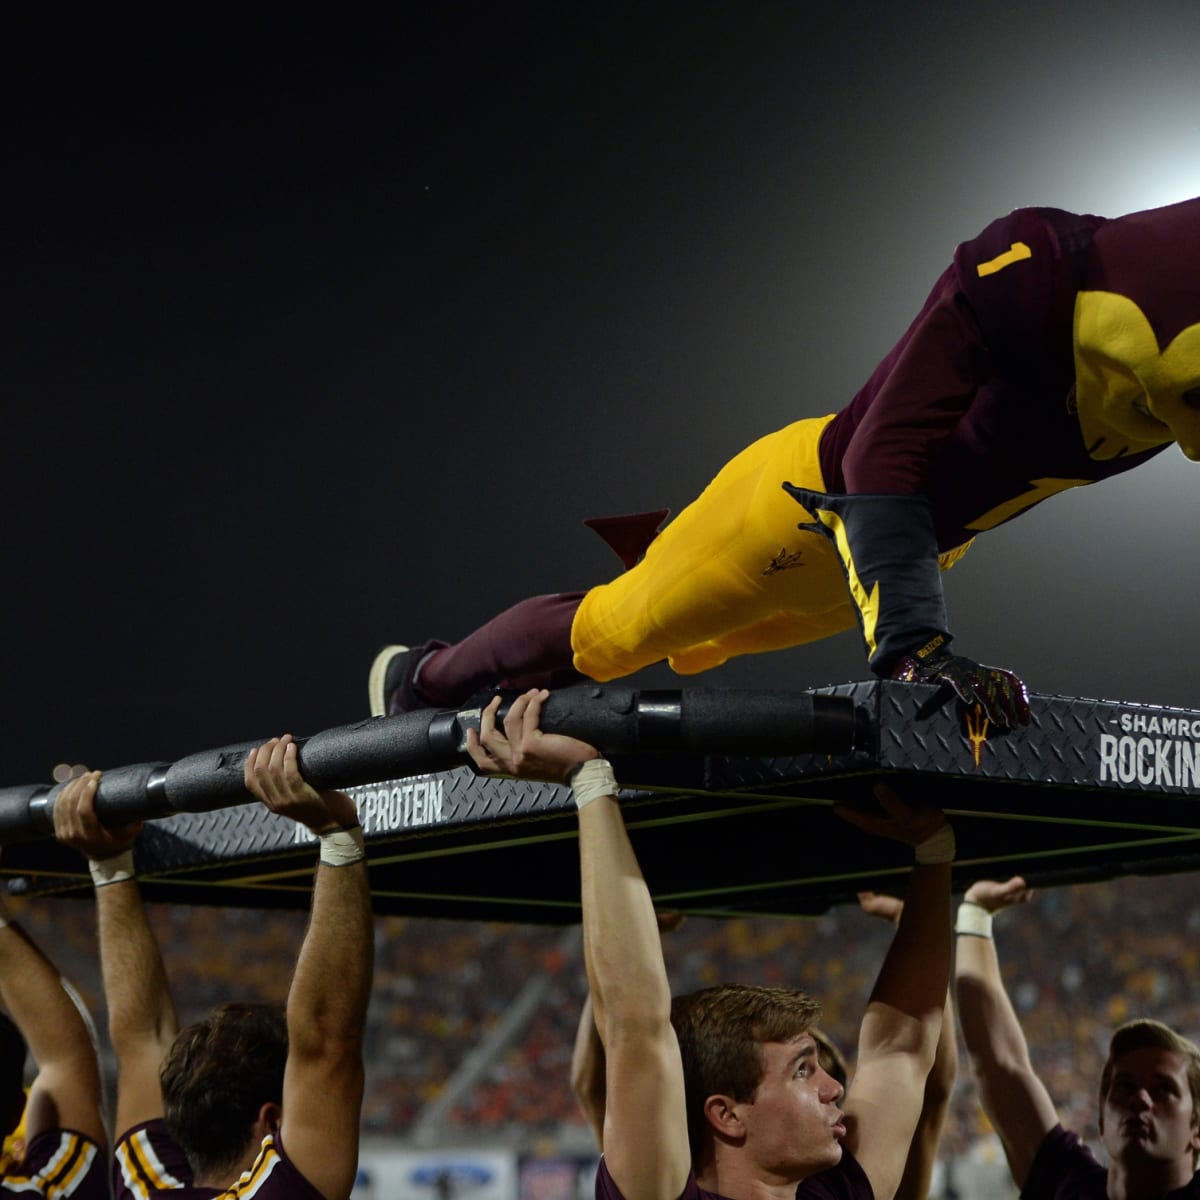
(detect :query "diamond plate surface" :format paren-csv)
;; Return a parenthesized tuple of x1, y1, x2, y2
(6, 682, 1200, 922)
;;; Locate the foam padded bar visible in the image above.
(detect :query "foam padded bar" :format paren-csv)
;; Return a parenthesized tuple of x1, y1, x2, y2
(0, 686, 859, 844)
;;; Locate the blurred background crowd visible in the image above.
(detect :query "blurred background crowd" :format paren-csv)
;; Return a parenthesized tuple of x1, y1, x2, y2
(13, 866, 1199, 1172)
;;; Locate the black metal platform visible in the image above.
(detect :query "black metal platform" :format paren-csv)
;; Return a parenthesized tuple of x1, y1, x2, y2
(5, 680, 1200, 923)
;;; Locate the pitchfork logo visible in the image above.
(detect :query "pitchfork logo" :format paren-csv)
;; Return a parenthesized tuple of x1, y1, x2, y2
(762, 547, 805, 575)
(964, 704, 989, 769)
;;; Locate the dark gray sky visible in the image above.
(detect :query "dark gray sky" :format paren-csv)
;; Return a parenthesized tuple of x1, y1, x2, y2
(7, 3, 1200, 784)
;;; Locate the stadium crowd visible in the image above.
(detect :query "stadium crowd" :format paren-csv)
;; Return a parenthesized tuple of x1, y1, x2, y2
(9, 864, 1200, 1160)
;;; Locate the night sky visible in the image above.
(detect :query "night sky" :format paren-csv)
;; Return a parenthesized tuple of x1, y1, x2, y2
(8, 3, 1200, 787)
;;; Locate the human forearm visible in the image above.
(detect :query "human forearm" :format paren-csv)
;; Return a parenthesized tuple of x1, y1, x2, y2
(286, 854, 373, 1062)
(864, 860, 952, 1054)
(953, 899, 1057, 1184)
(49, 771, 158, 1052)
(51, 771, 167, 1133)
(0, 917, 92, 1079)
(243, 735, 371, 1200)
(579, 796, 672, 1042)
(96, 881, 177, 1054)
(0, 904, 103, 1142)
(954, 923, 1034, 1072)
(281, 849, 371, 1200)
(576, 769, 690, 1200)
(244, 735, 372, 1061)
(467, 693, 689, 1200)
(840, 801, 953, 1063)
(844, 842, 952, 1200)
(92, 877, 179, 1133)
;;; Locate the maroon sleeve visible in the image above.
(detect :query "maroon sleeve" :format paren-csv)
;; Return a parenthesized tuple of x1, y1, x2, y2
(113, 1118, 193, 1198)
(1019, 1123, 1108, 1200)
(826, 208, 1099, 497)
(835, 266, 989, 495)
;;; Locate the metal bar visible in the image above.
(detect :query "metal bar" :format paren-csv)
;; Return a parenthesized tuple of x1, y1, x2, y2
(0, 686, 860, 844)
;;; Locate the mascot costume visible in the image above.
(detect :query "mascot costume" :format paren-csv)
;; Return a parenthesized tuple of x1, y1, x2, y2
(371, 198, 1200, 727)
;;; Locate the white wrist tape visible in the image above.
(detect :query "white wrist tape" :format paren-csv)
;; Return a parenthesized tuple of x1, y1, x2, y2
(914, 824, 956, 865)
(955, 900, 994, 938)
(319, 826, 365, 867)
(90, 850, 135, 887)
(570, 759, 618, 810)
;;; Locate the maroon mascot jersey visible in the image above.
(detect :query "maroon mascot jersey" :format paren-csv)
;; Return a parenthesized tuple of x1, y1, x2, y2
(378, 198, 1200, 728)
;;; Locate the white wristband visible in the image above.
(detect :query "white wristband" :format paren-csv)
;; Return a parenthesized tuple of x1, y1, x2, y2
(90, 850, 135, 887)
(569, 759, 618, 810)
(319, 826, 365, 867)
(955, 900, 994, 938)
(915, 824, 956, 865)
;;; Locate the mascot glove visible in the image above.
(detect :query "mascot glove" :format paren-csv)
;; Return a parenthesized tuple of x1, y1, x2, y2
(891, 640, 1031, 728)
